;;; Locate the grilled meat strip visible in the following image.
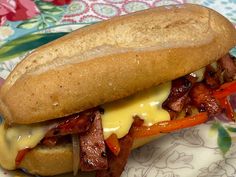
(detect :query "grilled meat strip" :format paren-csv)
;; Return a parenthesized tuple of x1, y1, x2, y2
(163, 77, 194, 118)
(204, 65, 221, 89)
(96, 130, 134, 177)
(45, 109, 96, 137)
(80, 111, 108, 171)
(219, 54, 236, 82)
(190, 83, 222, 115)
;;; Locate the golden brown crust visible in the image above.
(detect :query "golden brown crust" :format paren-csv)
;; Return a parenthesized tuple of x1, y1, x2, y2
(19, 135, 161, 176)
(19, 144, 73, 176)
(0, 4, 235, 124)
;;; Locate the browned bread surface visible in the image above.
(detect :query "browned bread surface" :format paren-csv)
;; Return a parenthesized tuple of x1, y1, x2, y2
(19, 144, 73, 176)
(0, 4, 235, 124)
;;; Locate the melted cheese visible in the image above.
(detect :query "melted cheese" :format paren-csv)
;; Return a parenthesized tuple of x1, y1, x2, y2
(102, 82, 171, 139)
(0, 123, 50, 170)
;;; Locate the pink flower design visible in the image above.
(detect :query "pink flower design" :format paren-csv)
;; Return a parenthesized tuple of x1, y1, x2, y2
(44, 0, 72, 6)
(0, 0, 39, 26)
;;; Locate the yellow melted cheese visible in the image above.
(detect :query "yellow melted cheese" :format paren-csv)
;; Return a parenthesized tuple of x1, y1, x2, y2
(102, 82, 171, 139)
(0, 82, 171, 169)
(0, 123, 49, 170)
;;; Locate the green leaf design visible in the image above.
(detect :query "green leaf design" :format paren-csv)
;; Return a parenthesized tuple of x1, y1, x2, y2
(215, 123, 232, 155)
(227, 126, 236, 132)
(38, 2, 54, 10)
(0, 32, 68, 62)
(25, 17, 39, 23)
(44, 7, 63, 15)
(45, 16, 57, 23)
(17, 19, 40, 29)
(38, 22, 49, 30)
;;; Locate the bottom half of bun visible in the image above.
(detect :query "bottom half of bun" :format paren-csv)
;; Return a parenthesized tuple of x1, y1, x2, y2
(19, 134, 163, 176)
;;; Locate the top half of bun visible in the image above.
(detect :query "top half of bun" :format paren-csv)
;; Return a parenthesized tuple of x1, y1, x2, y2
(0, 4, 235, 124)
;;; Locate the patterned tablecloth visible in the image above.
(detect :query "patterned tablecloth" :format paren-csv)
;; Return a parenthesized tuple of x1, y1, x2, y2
(0, 0, 235, 43)
(0, 0, 236, 177)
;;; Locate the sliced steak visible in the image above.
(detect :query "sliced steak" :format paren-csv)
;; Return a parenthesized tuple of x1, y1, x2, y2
(204, 65, 221, 89)
(96, 130, 134, 177)
(166, 92, 189, 112)
(163, 77, 193, 113)
(190, 83, 222, 115)
(219, 54, 236, 82)
(45, 109, 96, 137)
(80, 111, 108, 171)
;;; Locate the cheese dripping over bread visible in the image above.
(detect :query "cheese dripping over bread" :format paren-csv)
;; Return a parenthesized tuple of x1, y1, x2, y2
(0, 82, 171, 169)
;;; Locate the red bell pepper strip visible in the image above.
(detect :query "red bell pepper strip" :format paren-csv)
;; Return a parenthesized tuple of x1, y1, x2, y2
(213, 81, 236, 121)
(218, 98, 234, 120)
(105, 134, 121, 156)
(15, 148, 31, 166)
(213, 81, 236, 99)
(133, 112, 208, 138)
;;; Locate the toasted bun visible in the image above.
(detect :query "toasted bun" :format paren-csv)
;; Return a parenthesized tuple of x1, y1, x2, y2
(19, 135, 161, 176)
(20, 144, 73, 176)
(0, 4, 236, 124)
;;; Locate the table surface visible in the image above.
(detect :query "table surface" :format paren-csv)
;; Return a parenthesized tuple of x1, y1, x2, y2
(0, 0, 235, 43)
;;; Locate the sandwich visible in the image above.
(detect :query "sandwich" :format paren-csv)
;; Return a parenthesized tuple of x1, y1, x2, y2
(0, 3, 235, 177)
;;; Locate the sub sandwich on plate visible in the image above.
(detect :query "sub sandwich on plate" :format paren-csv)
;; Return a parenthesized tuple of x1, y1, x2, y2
(0, 3, 235, 177)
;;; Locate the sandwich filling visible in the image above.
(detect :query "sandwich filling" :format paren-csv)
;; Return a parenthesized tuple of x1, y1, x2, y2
(0, 81, 172, 170)
(102, 82, 171, 139)
(0, 123, 51, 169)
(0, 54, 236, 176)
